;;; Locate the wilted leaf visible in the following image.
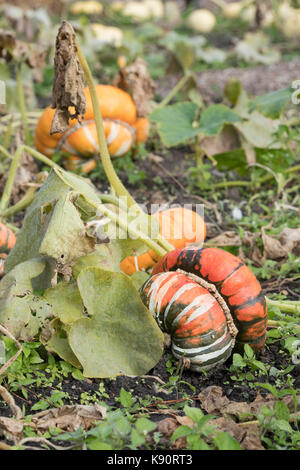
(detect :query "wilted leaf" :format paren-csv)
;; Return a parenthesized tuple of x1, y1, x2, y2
(278, 228, 300, 256)
(236, 32, 280, 65)
(68, 267, 164, 378)
(234, 111, 280, 149)
(5, 170, 98, 285)
(0, 258, 53, 340)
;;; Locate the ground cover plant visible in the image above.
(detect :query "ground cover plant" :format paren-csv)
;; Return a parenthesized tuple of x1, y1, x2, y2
(0, 0, 299, 452)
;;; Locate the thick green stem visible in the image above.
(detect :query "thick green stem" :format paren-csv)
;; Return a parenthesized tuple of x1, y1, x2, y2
(74, 34, 136, 208)
(211, 180, 251, 190)
(156, 73, 192, 109)
(0, 186, 37, 219)
(0, 146, 24, 213)
(0, 145, 13, 161)
(72, 26, 174, 254)
(95, 203, 166, 257)
(16, 63, 30, 145)
(3, 115, 13, 151)
(266, 298, 300, 316)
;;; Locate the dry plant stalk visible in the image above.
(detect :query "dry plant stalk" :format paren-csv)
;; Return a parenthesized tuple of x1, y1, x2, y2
(51, 21, 86, 135)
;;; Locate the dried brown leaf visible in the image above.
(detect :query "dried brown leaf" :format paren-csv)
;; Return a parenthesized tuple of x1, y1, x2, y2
(0, 417, 24, 443)
(157, 417, 178, 438)
(261, 230, 287, 260)
(279, 228, 300, 256)
(113, 58, 156, 117)
(199, 125, 240, 157)
(222, 401, 253, 422)
(206, 231, 242, 247)
(198, 386, 230, 414)
(0, 28, 46, 76)
(31, 403, 106, 432)
(51, 21, 86, 134)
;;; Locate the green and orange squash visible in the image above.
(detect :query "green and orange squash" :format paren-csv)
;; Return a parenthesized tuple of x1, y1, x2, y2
(140, 246, 267, 370)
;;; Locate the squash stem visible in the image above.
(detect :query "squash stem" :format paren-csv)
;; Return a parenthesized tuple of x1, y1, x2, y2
(72, 25, 173, 254)
(3, 115, 14, 154)
(266, 298, 300, 316)
(0, 146, 24, 213)
(16, 63, 30, 145)
(0, 186, 37, 219)
(156, 73, 192, 109)
(73, 31, 136, 208)
(0, 145, 13, 161)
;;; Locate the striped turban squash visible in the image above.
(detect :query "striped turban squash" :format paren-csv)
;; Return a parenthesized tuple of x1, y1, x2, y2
(34, 85, 149, 172)
(151, 246, 268, 355)
(120, 207, 206, 275)
(0, 223, 16, 253)
(140, 271, 235, 371)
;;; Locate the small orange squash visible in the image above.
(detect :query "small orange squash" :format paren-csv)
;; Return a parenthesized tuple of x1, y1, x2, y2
(120, 207, 206, 275)
(34, 85, 150, 171)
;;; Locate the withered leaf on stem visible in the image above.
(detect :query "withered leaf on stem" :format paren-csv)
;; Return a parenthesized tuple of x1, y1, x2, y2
(113, 58, 156, 117)
(51, 21, 86, 135)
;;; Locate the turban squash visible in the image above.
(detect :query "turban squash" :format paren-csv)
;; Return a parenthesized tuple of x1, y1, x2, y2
(34, 85, 149, 172)
(0, 223, 17, 277)
(0, 223, 16, 253)
(140, 246, 267, 370)
(120, 207, 206, 275)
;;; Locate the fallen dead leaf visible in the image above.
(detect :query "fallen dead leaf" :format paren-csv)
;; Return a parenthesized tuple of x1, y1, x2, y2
(198, 125, 240, 158)
(279, 228, 300, 256)
(0, 417, 24, 443)
(31, 403, 106, 432)
(205, 231, 242, 247)
(198, 386, 230, 414)
(157, 417, 178, 439)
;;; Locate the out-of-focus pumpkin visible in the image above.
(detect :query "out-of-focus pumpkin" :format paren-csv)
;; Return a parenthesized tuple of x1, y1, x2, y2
(120, 207, 206, 275)
(34, 85, 150, 172)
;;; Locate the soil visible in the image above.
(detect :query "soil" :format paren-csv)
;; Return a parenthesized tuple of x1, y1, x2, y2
(156, 59, 300, 104)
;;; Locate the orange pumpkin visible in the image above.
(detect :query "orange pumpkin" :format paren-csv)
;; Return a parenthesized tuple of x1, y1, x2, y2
(120, 207, 206, 275)
(34, 85, 150, 171)
(0, 223, 16, 253)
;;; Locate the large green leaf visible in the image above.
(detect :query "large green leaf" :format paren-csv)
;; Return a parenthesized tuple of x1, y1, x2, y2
(44, 282, 84, 324)
(197, 105, 241, 136)
(41, 320, 82, 369)
(68, 267, 164, 378)
(0, 258, 53, 340)
(150, 102, 198, 147)
(39, 192, 95, 264)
